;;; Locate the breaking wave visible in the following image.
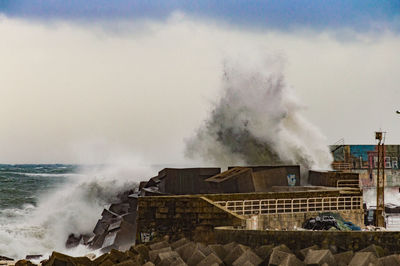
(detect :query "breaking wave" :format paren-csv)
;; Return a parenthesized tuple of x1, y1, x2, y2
(185, 54, 333, 173)
(0, 163, 152, 259)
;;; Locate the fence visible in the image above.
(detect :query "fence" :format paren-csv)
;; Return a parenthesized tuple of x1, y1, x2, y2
(214, 196, 363, 216)
(337, 179, 360, 188)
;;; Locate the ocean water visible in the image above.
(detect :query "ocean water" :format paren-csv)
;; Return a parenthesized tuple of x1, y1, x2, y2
(0, 163, 150, 260)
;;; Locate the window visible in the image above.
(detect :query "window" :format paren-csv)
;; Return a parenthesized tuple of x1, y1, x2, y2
(374, 156, 378, 168)
(393, 158, 398, 169)
(385, 157, 392, 168)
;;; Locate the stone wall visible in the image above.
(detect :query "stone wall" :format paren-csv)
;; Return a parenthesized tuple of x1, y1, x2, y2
(136, 195, 244, 244)
(214, 228, 400, 254)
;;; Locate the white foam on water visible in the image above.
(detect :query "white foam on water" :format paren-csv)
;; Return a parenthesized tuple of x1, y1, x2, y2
(0, 158, 153, 259)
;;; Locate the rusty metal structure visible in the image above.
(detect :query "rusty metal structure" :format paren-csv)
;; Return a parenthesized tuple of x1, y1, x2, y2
(375, 131, 385, 227)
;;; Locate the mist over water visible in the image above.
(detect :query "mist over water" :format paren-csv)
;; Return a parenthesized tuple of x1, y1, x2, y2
(0, 163, 152, 259)
(185, 54, 333, 173)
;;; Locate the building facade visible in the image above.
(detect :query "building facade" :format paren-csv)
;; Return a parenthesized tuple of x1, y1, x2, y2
(331, 144, 400, 188)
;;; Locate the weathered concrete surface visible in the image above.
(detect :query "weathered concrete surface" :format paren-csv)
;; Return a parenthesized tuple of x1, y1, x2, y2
(334, 251, 353, 266)
(214, 228, 400, 254)
(304, 249, 336, 266)
(348, 252, 380, 266)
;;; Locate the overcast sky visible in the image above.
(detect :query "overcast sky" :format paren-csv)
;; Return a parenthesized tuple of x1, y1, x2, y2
(0, 1, 400, 164)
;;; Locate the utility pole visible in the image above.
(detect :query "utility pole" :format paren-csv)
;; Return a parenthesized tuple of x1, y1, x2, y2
(375, 131, 385, 227)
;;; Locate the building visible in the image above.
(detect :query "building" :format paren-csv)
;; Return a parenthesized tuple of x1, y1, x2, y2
(331, 144, 400, 188)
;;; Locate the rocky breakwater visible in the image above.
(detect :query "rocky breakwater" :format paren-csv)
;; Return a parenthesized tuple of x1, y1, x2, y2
(10, 236, 400, 265)
(66, 189, 140, 252)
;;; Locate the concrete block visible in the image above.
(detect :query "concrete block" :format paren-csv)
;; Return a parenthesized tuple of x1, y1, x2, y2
(254, 244, 274, 261)
(149, 247, 172, 262)
(132, 244, 150, 262)
(360, 244, 385, 258)
(197, 253, 223, 266)
(223, 242, 238, 253)
(187, 249, 206, 266)
(171, 238, 189, 250)
(154, 251, 181, 266)
(208, 244, 227, 260)
(223, 244, 250, 265)
(304, 249, 336, 266)
(196, 243, 213, 256)
(272, 244, 293, 254)
(44, 251, 93, 266)
(348, 252, 380, 266)
(280, 254, 305, 266)
(232, 250, 263, 266)
(114, 259, 140, 266)
(176, 242, 196, 262)
(334, 251, 353, 266)
(378, 254, 400, 266)
(93, 253, 111, 265)
(109, 249, 128, 263)
(110, 203, 130, 215)
(149, 241, 170, 251)
(299, 245, 319, 260)
(268, 250, 291, 266)
(15, 260, 36, 266)
(99, 259, 114, 266)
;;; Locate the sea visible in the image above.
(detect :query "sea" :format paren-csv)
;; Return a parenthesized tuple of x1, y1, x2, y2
(0, 163, 149, 260)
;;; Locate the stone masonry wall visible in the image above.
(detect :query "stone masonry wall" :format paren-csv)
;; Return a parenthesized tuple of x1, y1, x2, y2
(136, 195, 244, 244)
(214, 228, 400, 254)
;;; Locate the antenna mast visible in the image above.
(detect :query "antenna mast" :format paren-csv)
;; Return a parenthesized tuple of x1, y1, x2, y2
(375, 131, 385, 227)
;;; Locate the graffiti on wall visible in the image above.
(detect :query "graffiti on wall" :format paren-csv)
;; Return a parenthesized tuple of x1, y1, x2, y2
(330, 145, 400, 187)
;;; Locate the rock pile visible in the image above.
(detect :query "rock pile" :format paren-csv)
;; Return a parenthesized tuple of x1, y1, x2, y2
(13, 238, 400, 265)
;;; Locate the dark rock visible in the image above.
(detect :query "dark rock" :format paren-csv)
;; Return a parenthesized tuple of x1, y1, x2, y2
(0, 255, 14, 261)
(304, 249, 336, 266)
(65, 233, 81, 249)
(232, 249, 263, 266)
(334, 251, 353, 266)
(15, 260, 36, 266)
(25, 255, 42, 260)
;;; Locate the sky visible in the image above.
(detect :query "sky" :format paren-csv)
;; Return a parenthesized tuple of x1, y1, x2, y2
(0, 1, 400, 164)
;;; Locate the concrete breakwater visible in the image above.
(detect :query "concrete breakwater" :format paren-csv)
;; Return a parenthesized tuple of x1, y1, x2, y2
(7, 233, 400, 265)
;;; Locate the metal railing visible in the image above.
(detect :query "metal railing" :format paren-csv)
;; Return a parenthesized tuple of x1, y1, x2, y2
(331, 162, 352, 171)
(337, 179, 360, 188)
(214, 196, 363, 216)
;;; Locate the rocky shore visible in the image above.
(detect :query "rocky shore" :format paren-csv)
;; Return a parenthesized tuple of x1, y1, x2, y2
(3, 235, 400, 266)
